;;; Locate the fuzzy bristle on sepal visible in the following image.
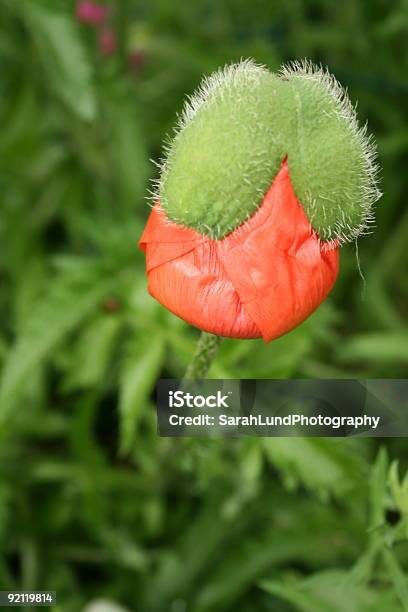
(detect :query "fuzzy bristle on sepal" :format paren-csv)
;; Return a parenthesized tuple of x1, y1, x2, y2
(155, 59, 381, 245)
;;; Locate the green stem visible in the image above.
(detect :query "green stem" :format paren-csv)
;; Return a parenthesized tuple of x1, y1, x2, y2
(184, 332, 222, 379)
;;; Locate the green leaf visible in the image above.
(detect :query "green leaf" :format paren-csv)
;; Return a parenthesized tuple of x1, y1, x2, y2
(21, 2, 96, 120)
(389, 461, 408, 519)
(63, 314, 123, 390)
(259, 570, 398, 612)
(106, 95, 150, 209)
(262, 438, 365, 499)
(259, 577, 330, 612)
(383, 548, 408, 612)
(119, 331, 165, 453)
(0, 265, 113, 425)
(369, 447, 388, 529)
(193, 496, 361, 612)
(338, 333, 408, 365)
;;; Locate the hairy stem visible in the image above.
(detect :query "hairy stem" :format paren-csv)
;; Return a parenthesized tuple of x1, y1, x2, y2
(184, 332, 222, 379)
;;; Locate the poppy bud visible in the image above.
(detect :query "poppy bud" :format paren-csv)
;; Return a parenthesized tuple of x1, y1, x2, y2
(139, 60, 380, 341)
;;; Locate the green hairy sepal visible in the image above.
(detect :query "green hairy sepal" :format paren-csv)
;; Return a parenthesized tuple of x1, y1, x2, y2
(157, 59, 381, 244)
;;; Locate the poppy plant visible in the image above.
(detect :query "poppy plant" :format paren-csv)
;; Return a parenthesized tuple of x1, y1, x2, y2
(139, 60, 380, 369)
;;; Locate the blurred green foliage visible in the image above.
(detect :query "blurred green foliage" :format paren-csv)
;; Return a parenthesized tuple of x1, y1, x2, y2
(0, 0, 407, 610)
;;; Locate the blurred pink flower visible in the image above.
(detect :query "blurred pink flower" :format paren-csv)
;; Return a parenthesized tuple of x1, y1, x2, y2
(128, 50, 146, 71)
(76, 1, 108, 26)
(99, 29, 117, 56)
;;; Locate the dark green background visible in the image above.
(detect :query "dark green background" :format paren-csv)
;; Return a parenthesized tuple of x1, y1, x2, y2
(0, 1, 407, 610)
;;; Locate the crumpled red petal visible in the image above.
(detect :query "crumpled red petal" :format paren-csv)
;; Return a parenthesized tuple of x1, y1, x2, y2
(139, 160, 339, 342)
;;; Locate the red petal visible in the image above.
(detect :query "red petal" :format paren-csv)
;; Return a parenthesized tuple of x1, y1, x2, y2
(139, 160, 339, 341)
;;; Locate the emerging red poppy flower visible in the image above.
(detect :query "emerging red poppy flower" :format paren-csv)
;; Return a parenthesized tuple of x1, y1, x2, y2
(139, 60, 379, 342)
(139, 161, 339, 341)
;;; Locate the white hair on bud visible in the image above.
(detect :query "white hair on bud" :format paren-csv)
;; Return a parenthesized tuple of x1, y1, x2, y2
(149, 59, 269, 208)
(150, 58, 381, 246)
(279, 59, 382, 245)
(178, 58, 268, 130)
